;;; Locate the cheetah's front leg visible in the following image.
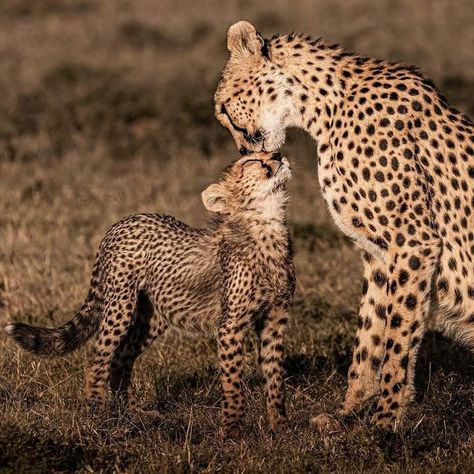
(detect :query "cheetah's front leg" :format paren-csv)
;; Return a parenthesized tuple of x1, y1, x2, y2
(372, 244, 438, 430)
(338, 252, 388, 417)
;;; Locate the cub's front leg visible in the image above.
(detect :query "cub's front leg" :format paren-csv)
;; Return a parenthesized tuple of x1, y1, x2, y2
(258, 305, 289, 431)
(217, 313, 247, 439)
(217, 260, 254, 439)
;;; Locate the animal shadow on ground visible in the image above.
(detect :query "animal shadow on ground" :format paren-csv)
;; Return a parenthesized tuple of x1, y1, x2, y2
(372, 331, 474, 462)
(281, 324, 474, 463)
(0, 426, 99, 473)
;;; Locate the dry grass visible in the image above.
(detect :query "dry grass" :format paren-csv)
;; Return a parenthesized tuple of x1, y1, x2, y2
(0, 0, 473, 472)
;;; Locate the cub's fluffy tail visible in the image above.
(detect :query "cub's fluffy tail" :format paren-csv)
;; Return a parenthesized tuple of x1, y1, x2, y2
(5, 285, 103, 357)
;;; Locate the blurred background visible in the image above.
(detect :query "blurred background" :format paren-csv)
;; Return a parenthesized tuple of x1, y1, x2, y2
(0, 1, 473, 472)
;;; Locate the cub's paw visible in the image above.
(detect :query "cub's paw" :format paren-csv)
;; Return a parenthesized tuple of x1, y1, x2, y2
(221, 422, 244, 441)
(337, 387, 379, 419)
(268, 412, 288, 433)
(310, 413, 343, 435)
(85, 397, 108, 412)
(336, 405, 356, 419)
(371, 408, 400, 431)
(131, 407, 162, 420)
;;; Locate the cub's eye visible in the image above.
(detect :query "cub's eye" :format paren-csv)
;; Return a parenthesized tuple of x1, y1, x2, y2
(262, 163, 273, 178)
(242, 159, 261, 167)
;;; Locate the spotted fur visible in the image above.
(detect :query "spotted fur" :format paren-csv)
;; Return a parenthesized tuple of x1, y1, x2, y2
(5, 152, 295, 438)
(214, 21, 474, 430)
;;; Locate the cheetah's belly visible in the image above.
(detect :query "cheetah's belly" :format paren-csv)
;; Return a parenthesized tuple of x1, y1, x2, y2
(140, 242, 222, 334)
(159, 290, 221, 334)
(325, 194, 387, 264)
(148, 269, 222, 335)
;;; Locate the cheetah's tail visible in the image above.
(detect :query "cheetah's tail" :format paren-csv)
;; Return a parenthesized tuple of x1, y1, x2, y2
(4, 286, 103, 357)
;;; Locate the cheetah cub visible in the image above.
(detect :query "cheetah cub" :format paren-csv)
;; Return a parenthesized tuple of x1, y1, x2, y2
(5, 151, 294, 438)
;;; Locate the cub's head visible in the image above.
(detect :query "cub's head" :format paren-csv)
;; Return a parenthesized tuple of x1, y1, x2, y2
(214, 21, 296, 155)
(202, 152, 291, 219)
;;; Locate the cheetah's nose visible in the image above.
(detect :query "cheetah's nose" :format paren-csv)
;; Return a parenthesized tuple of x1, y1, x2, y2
(244, 130, 263, 144)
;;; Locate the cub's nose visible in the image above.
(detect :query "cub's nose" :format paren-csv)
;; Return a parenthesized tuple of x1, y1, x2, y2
(271, 152, 282, 162)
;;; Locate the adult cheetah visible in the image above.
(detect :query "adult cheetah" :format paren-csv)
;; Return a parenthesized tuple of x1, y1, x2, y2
(214, 21, 474, 430)
(5, 151, 295, 438)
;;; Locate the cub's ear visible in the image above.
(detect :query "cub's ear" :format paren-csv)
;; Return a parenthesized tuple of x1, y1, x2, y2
(201, 183, 227, 213)
(227, 20, 264, 56)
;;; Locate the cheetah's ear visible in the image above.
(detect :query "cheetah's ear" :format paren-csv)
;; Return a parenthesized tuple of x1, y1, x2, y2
(227, 20, 264, 56)
(202, 183, 227, 213)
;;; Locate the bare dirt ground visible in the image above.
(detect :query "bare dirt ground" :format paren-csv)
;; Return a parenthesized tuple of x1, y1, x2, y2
(0, 0, 473, 472)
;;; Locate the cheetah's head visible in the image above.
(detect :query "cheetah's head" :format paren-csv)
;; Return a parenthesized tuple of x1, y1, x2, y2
(202, 151, 291, 219)
(214, 21, 297, 155)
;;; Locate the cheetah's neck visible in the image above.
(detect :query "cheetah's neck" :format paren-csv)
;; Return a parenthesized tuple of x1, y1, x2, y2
(269, 35, 347, 141)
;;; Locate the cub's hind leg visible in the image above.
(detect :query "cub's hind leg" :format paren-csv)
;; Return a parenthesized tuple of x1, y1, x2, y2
(85, 284, 137, 405)
(110, 291, 167, 412)
(339, 252, 388, 417)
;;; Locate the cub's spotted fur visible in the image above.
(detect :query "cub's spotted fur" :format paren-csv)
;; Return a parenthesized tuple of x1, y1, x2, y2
(214, 21, 474, 430)
(5, 152, 295, 438)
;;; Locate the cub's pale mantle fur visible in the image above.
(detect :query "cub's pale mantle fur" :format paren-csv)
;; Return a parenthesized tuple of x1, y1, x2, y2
(5, 152, 295, 438)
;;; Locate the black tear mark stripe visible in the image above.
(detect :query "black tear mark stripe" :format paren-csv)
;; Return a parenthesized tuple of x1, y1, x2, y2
(241, 158, 274, 177)
(221, 105, 249, 137)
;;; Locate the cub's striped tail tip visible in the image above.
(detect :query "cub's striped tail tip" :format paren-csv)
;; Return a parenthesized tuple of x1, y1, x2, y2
(4, 309, 101, 356)
(3, 322, 51, 355)
(4, 324, 15, 335)
(4, 288, 102, 356)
